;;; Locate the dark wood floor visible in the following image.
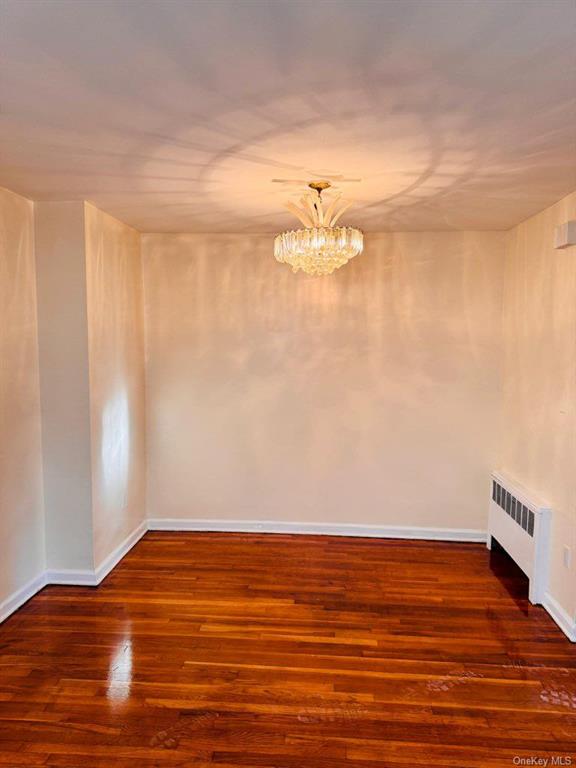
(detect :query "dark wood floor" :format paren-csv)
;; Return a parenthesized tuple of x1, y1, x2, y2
(1, 532, 575, 767)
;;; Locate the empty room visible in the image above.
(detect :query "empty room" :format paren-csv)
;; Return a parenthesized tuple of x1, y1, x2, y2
(1, 0, 575, 765)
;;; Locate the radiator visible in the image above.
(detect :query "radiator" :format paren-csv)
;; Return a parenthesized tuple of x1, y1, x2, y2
(488, 471, 552, 605)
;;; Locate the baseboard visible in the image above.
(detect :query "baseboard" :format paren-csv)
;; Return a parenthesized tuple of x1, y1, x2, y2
(0, 571, 48, 624)
(45, 568, 99, 586)
(543, 592, 576, 642)
(94, 520, 148, 583)
(1, 519, 148, 624)
(146, 518, 487, 543)
(47, 519, 148, 586)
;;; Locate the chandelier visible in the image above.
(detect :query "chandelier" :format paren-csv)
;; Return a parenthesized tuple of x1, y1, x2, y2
(274, 181, 363, 276)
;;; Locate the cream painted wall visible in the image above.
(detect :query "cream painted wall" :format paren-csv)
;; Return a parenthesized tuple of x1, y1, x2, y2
(502, 191, 576, 621)
(0, 187, 45, 607)
(85, 204, 146, 568)
(34, 201, 146, 575)
(35, 202, 94, 571)
(143, 231, 505, 530)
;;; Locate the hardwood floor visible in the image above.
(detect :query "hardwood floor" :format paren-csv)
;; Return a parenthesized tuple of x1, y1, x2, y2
(1, 532, 575, 767)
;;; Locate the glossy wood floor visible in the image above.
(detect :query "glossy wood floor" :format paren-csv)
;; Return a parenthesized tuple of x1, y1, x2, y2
(1, 533, 575, 767)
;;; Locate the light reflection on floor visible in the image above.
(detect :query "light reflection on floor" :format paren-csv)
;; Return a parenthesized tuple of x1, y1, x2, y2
(107, 633, 133, 703)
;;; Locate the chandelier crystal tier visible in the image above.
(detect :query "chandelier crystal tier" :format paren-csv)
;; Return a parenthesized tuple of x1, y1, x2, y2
(274, 181, 363, 276)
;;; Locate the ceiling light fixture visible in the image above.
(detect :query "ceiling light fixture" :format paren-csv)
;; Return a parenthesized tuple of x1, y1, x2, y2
(274, 181, 363, 276)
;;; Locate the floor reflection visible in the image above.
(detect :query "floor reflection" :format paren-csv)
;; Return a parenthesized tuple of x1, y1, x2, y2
(107, 633, 133, 703)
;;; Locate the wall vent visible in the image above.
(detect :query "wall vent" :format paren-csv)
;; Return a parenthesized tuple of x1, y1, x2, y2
(488, 471, 551, 605)
(491, 479, 535, 536)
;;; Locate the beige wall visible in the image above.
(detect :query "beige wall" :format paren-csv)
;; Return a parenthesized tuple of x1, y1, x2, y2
(35, 201, 146, 575)
(0, 187, 45, 607)
(142, 231, 505, 530)
(35, 202, 95, 571)
(502, 191, 576, 620)
(85, 204, 146, 568)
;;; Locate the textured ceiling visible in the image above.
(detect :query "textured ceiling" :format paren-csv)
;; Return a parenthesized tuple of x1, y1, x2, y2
(1, 0, 575, 233)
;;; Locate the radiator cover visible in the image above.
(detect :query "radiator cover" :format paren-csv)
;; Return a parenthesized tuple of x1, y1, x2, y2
(488, 471, 552, 605)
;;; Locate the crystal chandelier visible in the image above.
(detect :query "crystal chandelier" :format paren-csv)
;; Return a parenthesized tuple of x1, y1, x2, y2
(274, 181, 363, 276)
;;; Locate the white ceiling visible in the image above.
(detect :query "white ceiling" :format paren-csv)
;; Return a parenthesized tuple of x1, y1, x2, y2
(1, 0, 575, 233)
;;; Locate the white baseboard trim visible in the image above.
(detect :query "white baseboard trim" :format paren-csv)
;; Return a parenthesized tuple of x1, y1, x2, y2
(47, 519, 148, 587)
(146, 518, 487, 543)
(94, 520, 148, 583)
(0, 571, 48, 624)
(45, 568, 99, 586)
(1, 519, 148, 624)
(543, 592, 576, 642)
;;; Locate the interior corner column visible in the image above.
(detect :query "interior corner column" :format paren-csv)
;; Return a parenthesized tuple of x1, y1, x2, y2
(34, 201, 95, 574)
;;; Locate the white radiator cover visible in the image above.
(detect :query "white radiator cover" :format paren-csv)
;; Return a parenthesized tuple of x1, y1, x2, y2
(487, 471, 552, 605)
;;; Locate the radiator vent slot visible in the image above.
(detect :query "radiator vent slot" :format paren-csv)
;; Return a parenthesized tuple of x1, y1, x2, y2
(488, 471, 551, 605)
(491, 480, 535, 536)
